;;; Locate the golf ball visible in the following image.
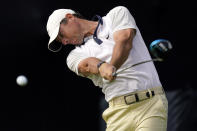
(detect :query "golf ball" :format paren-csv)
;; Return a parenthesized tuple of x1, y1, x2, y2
(16, 75, 28, 87)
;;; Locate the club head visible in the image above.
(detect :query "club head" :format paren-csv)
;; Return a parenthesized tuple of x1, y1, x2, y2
(150, 39, 173, 60)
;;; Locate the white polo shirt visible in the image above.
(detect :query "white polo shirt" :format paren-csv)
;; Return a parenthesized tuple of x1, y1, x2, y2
(66, 6, 162, 102)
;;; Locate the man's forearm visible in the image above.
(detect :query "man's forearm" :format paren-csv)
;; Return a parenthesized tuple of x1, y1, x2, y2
(78, 57, 116, 81)
(78, 57, 101, 77)
(110, 41, 132, 69)
(110, 28, 135, 69)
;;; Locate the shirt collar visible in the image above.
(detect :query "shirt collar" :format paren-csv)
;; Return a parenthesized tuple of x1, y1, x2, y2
(83, 15, 103, 44)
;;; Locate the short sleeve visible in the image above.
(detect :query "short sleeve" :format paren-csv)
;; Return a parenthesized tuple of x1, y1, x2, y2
(66, 48, 90, 76)
(106, 6, 137, 33)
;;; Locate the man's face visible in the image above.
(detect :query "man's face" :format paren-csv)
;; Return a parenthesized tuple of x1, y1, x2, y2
(56, 14, 84, 45)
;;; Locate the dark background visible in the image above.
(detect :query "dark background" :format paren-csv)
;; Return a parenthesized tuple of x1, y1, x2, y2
(0, 0, 196, 130)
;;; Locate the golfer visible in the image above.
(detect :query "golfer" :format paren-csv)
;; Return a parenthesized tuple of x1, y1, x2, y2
(46, 6, 168, 131)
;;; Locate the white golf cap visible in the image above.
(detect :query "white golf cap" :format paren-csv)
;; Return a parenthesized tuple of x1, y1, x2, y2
(46, 9, 75, 52)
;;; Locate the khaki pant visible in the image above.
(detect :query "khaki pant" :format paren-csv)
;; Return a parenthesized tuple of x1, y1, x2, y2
(102, 87, 168, 131)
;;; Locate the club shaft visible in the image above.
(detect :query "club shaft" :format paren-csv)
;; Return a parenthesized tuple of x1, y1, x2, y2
(113, 58, 163, 76)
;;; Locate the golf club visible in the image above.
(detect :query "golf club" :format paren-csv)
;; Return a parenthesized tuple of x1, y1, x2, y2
(113, 39, 172, 76)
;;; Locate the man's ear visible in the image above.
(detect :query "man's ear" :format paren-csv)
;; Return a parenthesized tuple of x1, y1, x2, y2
(65, 13, 73, 19)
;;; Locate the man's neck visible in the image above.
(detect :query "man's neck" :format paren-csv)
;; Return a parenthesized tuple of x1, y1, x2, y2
(80, 19, 98, 38)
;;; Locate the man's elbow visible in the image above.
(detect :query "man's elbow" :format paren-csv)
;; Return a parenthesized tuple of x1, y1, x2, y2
(114, 28, 135, 49)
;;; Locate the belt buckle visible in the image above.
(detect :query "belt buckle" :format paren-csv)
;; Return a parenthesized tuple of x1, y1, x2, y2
(146, 91, 155, 98)
(124, 93, 139, 105)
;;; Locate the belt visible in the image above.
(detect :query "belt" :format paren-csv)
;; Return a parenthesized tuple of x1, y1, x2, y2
(109, 87, 164, 106)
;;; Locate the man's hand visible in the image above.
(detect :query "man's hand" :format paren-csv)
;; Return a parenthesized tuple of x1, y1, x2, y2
(99, 63, 116, 81)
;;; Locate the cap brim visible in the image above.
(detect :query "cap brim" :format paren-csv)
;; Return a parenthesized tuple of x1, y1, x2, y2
(48, 25, 62, 52)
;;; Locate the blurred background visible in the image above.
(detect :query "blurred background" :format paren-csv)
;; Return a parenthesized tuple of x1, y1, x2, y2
(0, 0, 196, 130)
